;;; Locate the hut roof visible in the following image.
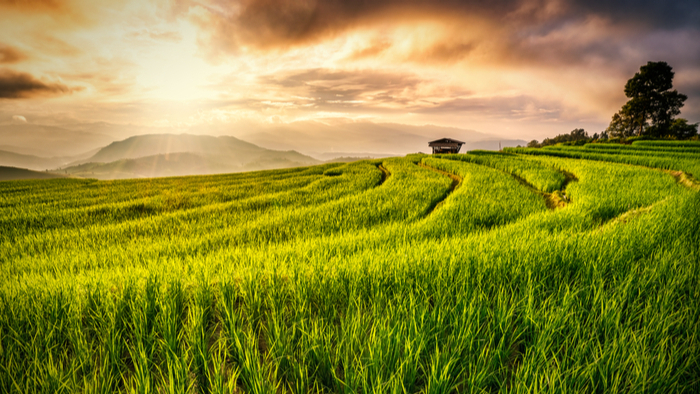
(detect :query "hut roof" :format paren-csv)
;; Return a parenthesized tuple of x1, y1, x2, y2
(428, 138, 465, 147)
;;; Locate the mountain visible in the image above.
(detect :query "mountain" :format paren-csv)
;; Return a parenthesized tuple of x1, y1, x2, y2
(0, 124, 114, 157)
(466, 139, 528, 151)
(0, 148, 102, 171)
(0, 150, 62, 171)
(84, 134, 264, 164)
(0, 166, 66, 181)
(62, 153, 234, 180)
(237, 120, 524, 158)
(64, 134, 321, 179)
(314, 152, 395, 161)
(0, 144, 56, 158)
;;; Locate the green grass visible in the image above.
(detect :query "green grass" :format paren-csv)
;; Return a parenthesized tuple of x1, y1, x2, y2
(505, 145, 700, 181)
(584, 143, 700, 155)
(1, 146, 699, 393)
(632, 140, 700, 148)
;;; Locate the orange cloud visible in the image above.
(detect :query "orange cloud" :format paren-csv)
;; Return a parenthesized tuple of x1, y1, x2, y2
(345, 40, 392, 61)
(0, 44, 27, 63)
(0, 0, 64, 11)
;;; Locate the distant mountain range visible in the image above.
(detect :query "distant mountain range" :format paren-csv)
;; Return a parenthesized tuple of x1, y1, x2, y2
(58, 134, 320, 180)
(0, 166, 67, 181)
(238, 120, 527, 157)
(0, 124, 114, 157)
(0, 149, 99, 171)
(0, 121, 527, 180)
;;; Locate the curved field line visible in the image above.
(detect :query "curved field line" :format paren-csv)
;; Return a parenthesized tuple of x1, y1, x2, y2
(416, 162, 462, 215)
(452, 158, 578, 211)
(536, 150, 700, 192)
(508, 147, 700, 191)
(519, 154, 696, 227)
(665, 170, 700, 191)
(377, 164, 390, 187)
(543, 169, 578, 209)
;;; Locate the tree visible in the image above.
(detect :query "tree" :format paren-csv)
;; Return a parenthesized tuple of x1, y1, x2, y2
(607, 61, 691, 138)
(569, 128, 587, 139)
(669, 118, 699, 139)
(606, 111, 637, 138)
(527, 128, 590, 148)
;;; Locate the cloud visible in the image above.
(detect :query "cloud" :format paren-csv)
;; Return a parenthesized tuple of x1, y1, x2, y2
(258, 68, 428, 108)
(0, 69, 82, 98)
(345, 40, 392, 61)
(413, 95, 563, 121)
(188, 0, 698, 50)
(190, 0, 515, 53)
(128, 29, 183, 42)
(186, 0, 700, 72)
(12, 114, 27, 122)
(0, 0, 64, 12)
(0, 0, 83, 24)
(572, 0, 700, 29)
(0, 0, 115, 27)
(408, 41, 476, 63)
(0, 44, 27, 63)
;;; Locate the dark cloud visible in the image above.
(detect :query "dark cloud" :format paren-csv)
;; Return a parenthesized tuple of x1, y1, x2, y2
(572, 0, 700, 29)
(0, 44, 27, 64)
(0, 69, 81, 98)
(191, 0, 700, 54)
(195, 0, 521, 52)
(676, 79, 700, 121)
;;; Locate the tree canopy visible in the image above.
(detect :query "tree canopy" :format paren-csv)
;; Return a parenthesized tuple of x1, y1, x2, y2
(527, 128, 589, 148)
(606, 61, 697, 138)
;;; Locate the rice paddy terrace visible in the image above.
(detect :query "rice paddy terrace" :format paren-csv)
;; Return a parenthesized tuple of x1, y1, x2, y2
(1, 140, 699, 393)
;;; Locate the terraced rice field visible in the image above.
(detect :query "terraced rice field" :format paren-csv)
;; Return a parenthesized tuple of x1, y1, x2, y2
(1, 143, 699, 393)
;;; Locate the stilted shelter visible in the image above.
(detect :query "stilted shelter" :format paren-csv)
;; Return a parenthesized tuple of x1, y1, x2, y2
(428, 138, 465, 154)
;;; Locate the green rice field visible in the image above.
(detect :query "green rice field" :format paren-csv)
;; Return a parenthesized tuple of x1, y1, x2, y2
(1, 143, 699, 393)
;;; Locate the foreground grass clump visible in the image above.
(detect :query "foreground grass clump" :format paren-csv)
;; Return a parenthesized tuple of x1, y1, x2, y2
(1, 149, 699, 393)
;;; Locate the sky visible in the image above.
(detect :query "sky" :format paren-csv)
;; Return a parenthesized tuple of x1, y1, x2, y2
(1, 0, 699, 143)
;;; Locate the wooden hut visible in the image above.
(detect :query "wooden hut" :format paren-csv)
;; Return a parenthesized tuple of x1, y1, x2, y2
(428, 138, 465, 154)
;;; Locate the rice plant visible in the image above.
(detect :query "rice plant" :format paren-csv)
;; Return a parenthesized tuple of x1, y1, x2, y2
(1, 147, 699, 392)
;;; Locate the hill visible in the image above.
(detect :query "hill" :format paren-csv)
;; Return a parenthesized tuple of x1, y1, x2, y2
(0, 124, 113, 157)
(0, 150, 62, 171)
(0, 166, 66, 181)
(0, 148, 104, 172)
(237, 120, 527, 157)
(84, 134, 263, 163)
(64, 134, 321, 179)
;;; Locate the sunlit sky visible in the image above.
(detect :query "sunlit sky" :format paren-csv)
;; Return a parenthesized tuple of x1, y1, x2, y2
(1, 0, 699, 142)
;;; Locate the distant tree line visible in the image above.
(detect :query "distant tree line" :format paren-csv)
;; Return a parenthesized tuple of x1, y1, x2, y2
(527, 128, 591, 148)
(526, 61, 698, 148)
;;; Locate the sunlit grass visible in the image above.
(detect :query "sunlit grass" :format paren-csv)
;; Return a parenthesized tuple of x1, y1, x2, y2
(1, 147, 699, 392)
